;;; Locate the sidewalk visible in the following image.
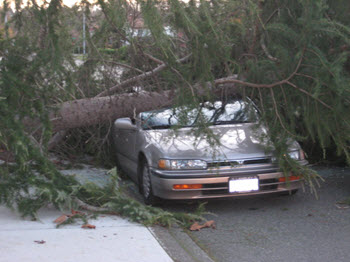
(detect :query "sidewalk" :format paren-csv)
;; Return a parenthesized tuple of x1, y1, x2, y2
(0, 206, 173, 262)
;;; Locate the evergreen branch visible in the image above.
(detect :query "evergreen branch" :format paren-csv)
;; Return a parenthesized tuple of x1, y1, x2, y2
(144, 53, 164, 64)
(170, 67, 196, 97)
(89, 59, 145, 74)
(260, 36, 278, 62)
(48, 130, 67, 150)
(285, 81, 333, 110)
(215, 50, 304, 88)
(258, 88, 265, 114)
(214, 76, 286, 88)
(295, 73, 318, 81)
(28, 134, 43, 155)
(270, 88, 295, 137)
(74, 198, 109, 212)
(214, 50, 333, 111)
(306, 48, 335, 77)
(264, 8, 280, 25)
(96, 54, 192, 97)
(98, 0, 130, 45)
(280, 85, 288, 107)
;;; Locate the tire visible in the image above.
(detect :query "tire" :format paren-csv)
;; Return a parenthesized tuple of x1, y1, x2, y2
(140, 160, 159, 206)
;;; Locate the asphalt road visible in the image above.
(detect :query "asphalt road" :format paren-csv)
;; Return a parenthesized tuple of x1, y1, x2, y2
(162, 166, 350, 262)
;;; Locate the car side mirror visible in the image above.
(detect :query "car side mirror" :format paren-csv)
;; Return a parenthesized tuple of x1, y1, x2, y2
(115, 118, 137, 130)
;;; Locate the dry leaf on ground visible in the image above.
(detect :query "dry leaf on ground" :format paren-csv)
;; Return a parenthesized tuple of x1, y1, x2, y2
(34, 240, 46, 244)
(189, 220, 216, 231)
(71, 209, 85, 216)
(82, 224, 96, 229)
(54, 209, 86, 225)
(189, 222, 201, 231)
(335, 203, 350, 209)
(54, 214, 69, 225)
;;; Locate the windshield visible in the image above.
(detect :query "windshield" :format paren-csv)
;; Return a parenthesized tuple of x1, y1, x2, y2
(141, 100, 256, 130)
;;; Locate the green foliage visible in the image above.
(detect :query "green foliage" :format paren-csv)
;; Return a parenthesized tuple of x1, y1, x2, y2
(76, 168, 207, 227)
(98, 47, 117, 55)
(97, 46, 129, 61)
(0, 0, 80, 218)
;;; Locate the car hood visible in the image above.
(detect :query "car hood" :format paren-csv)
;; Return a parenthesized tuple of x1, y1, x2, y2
(143, 123, 278, 161)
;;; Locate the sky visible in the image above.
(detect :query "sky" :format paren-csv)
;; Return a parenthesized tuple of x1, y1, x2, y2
(63, 0, 78, 7)
(4, 0, 93, 8)
(62, 0, 93, 7)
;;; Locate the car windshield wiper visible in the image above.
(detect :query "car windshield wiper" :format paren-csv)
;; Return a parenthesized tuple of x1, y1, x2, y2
(213, 120, 250, 125)
(145, 124, 172, 130)
(144, 124, 195, 130)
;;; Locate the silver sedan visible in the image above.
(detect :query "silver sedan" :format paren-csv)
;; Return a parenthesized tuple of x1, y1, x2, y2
(111, 100, 307, 205)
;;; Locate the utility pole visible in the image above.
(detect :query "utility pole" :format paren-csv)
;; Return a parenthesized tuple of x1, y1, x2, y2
(3, 0, 9, 39)
(83, 9, 86, 55)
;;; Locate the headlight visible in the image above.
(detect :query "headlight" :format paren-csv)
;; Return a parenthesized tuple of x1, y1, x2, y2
(287, 150, 300, 160)
(158, 159, 207, 170)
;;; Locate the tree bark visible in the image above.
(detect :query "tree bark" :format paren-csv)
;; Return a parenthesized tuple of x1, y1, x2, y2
(50, 90, 174, 133)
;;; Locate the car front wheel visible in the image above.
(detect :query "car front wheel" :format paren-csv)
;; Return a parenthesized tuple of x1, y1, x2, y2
(141, 161, 159, 206)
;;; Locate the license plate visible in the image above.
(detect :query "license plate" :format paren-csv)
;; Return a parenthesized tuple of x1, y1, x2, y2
(229, 177, 259, 193)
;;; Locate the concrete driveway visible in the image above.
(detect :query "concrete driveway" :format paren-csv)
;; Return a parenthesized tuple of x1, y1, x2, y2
(163, 166, 350, 262)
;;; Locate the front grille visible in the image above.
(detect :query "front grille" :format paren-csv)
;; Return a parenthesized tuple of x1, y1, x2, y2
(244, 158, 271, 165)
(207, 158, 271, 169)
(207, 161, 240, 168)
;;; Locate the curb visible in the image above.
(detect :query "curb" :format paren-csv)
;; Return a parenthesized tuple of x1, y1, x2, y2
(149, 225, 215, 262)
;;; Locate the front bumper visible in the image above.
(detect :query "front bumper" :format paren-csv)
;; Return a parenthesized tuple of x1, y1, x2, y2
(150, 162, 306, 199)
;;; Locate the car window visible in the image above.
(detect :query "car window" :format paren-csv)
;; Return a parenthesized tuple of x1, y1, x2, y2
(141, 100, 257, 130)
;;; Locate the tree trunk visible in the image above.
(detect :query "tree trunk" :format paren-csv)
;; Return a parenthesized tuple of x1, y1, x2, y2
(50, 90, 174, 132)
(23, 78, 239, 135)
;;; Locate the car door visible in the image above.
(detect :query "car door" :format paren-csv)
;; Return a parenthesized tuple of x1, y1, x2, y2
(113, 118, 138, 180)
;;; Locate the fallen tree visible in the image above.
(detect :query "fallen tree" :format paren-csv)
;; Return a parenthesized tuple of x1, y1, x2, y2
(0, 0, 349, 218)
(25, 90, 174, 133)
